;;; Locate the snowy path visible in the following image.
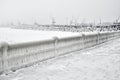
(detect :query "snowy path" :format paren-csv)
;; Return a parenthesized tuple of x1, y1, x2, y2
(0, 38, 120, 80)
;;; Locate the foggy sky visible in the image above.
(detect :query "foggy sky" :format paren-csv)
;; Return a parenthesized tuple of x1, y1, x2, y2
(0, 0, 120, 24)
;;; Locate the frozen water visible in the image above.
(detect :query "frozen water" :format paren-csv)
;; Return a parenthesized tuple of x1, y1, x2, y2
(0, 27, 80, 44)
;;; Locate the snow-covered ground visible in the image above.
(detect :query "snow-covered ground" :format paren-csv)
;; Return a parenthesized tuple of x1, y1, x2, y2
(0, 27, 106, 44)
(0, 36, 120, 80)
(0, 27, 80, 44)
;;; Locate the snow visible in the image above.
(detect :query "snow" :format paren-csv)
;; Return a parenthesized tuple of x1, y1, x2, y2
(0, 36, 120, 80)
(0, 27, 80, 44)
(0, 27, 107, 44)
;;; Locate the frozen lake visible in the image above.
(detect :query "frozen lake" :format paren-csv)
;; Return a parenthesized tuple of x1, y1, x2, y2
(0, 27, 80, 44)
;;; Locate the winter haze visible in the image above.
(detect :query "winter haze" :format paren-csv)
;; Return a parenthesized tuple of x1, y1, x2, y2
(0, 0, 120, 24)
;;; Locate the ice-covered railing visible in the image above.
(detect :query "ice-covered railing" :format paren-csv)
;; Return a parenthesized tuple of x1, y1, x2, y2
(0, 31, 120, 74)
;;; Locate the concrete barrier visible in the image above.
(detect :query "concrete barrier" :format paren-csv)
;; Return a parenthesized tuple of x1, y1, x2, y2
(0, 32, 120, 74)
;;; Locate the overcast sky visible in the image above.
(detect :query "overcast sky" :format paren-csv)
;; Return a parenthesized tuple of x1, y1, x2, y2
(0, 0, 120, 24)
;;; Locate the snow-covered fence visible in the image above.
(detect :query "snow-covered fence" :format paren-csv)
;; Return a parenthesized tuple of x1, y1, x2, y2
(0, 32, 120, 74)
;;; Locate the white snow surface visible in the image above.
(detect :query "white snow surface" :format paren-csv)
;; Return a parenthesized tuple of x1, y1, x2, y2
(0, 27, 105, 44)
(0, 37, 120, 80)
(0, 27, 81, 44)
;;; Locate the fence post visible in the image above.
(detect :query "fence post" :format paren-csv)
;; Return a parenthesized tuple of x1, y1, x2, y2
(53, 37, 59, 57)
(97, 32, 100, 44)
(82, 34, 85, 49)
(0, 42, 9, 74)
